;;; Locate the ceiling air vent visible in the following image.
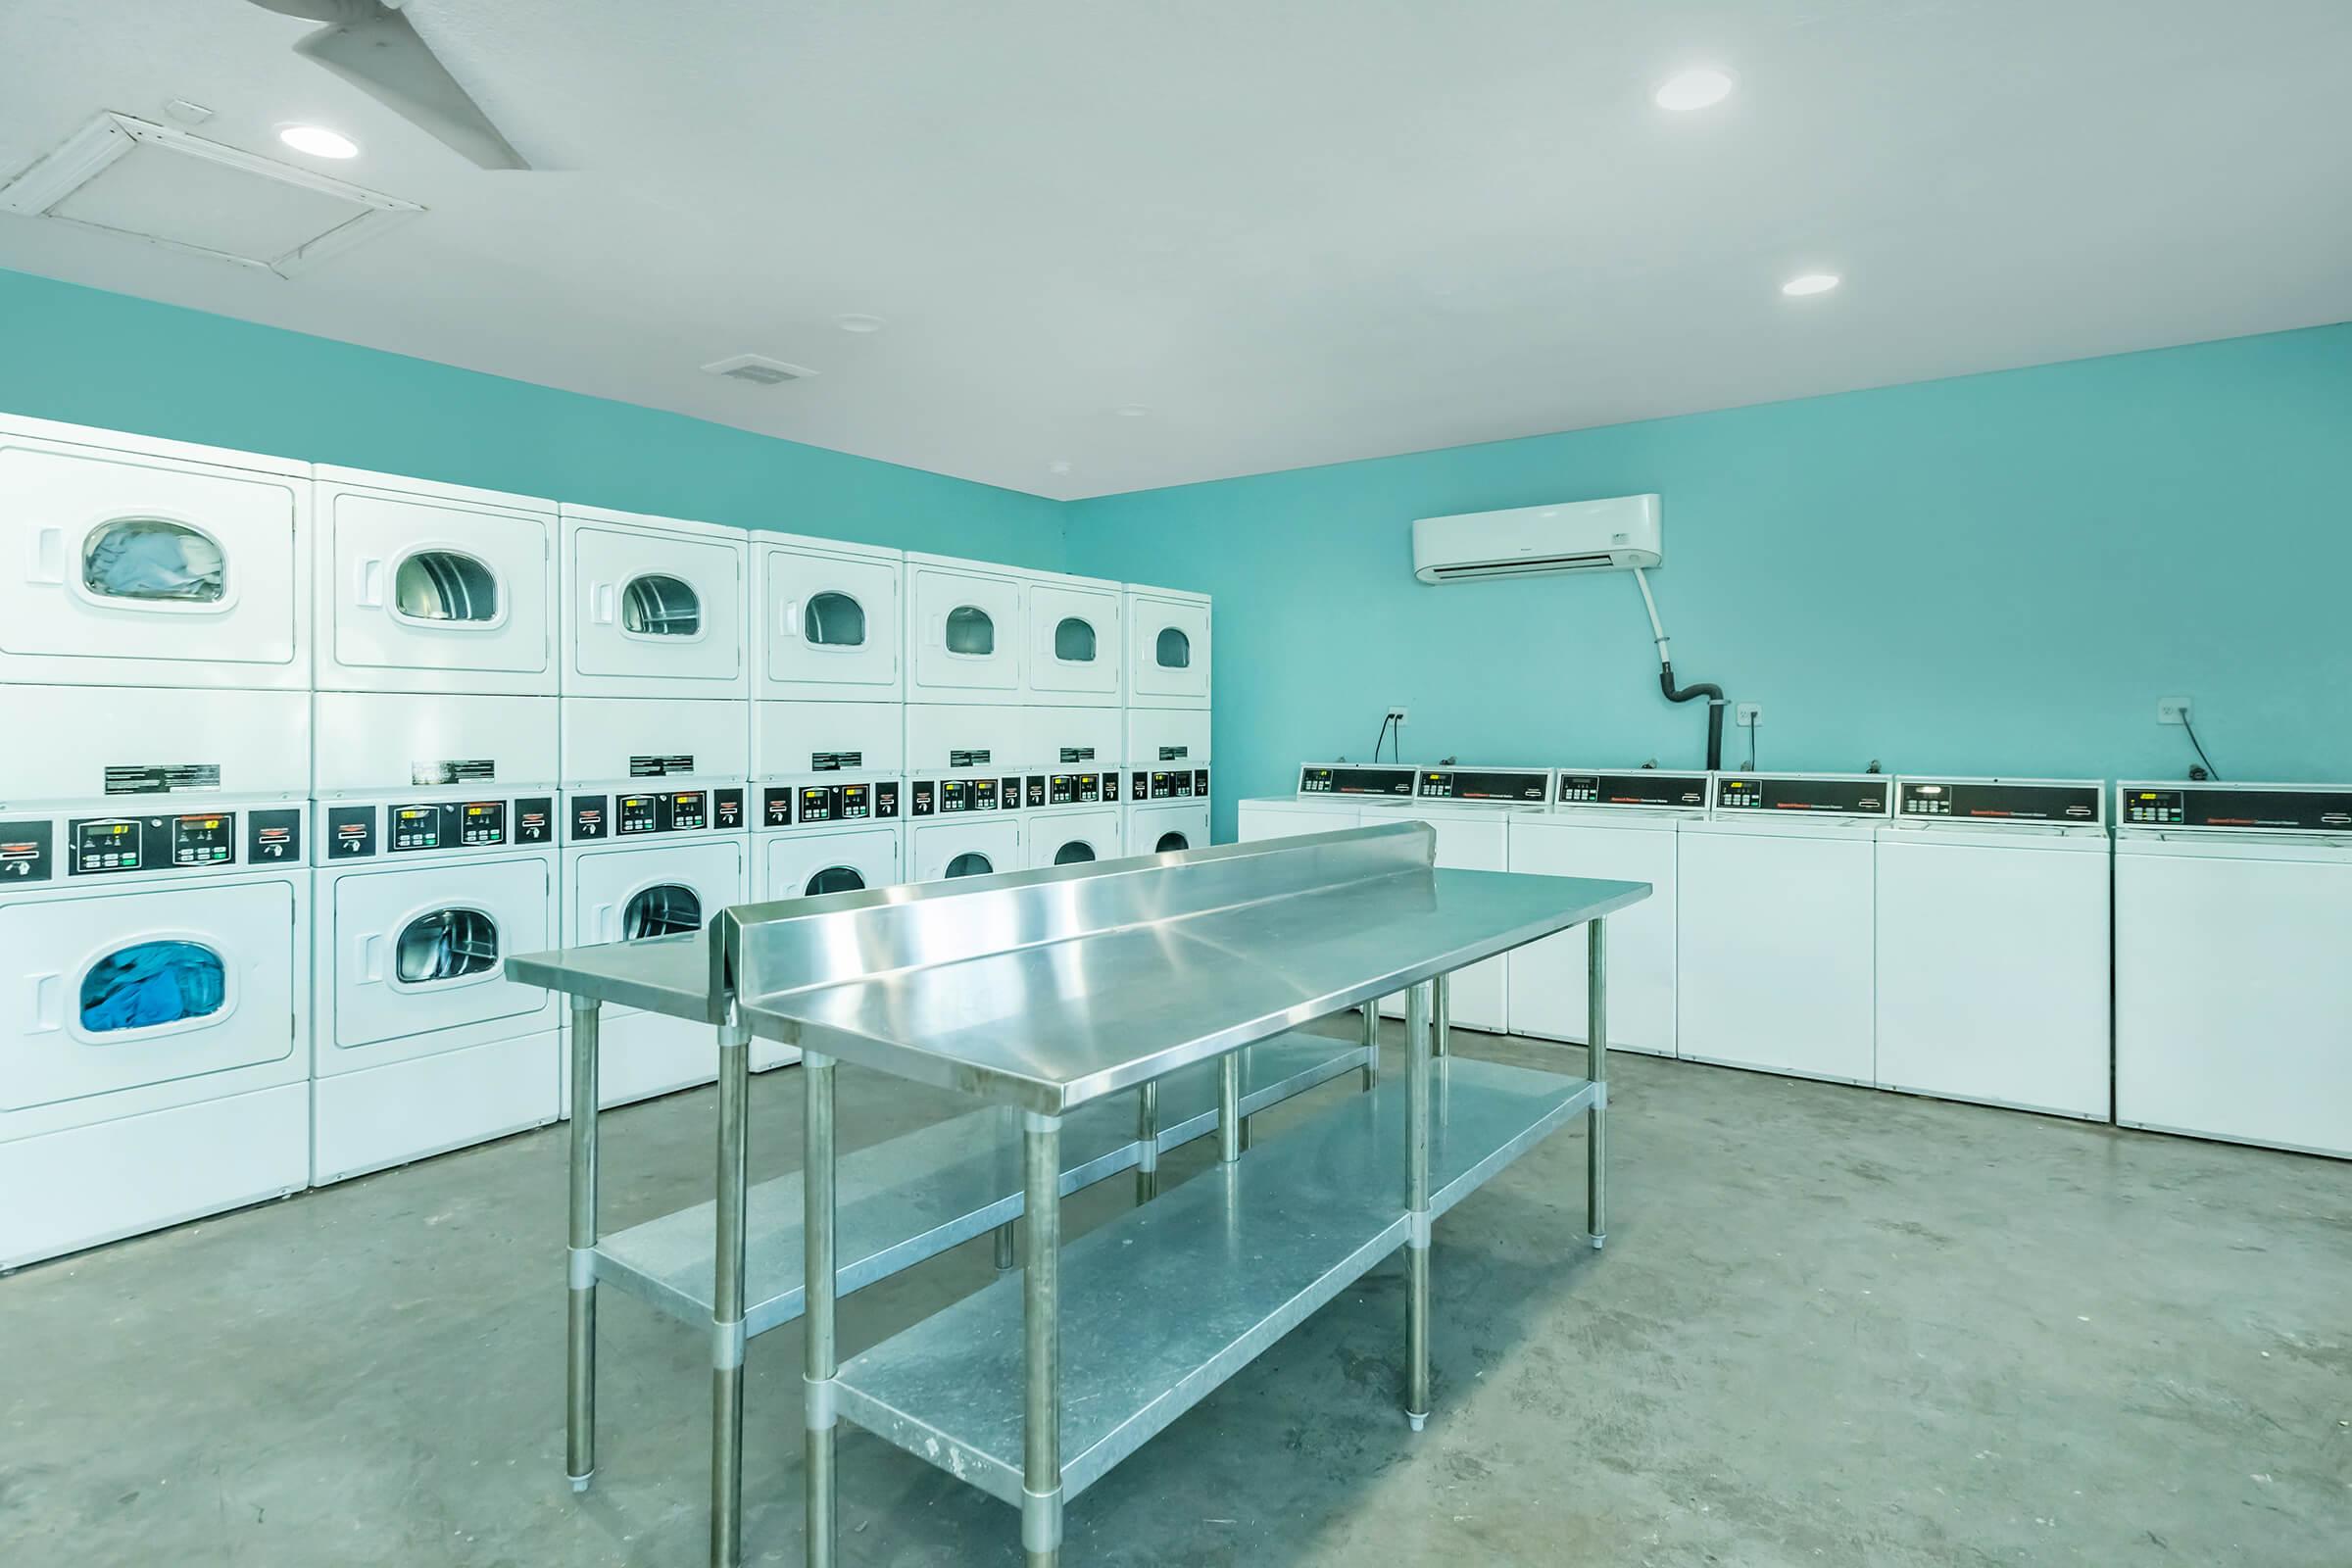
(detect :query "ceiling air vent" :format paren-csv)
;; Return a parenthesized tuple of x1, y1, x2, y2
(702, 354, 816, 386)
(0, 113, 419, 277)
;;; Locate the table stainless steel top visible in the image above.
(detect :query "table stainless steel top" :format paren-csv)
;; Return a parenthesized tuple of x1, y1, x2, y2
(722, 822, 1645, 1111)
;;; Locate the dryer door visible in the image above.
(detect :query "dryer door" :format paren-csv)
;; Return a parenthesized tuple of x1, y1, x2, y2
(571, 840, 746, 947)
(0, 438, 301, 687)
(1, 881, 298, 1110)
(1133, 805, 1210, 856)
(907, 562, 1022, 698)
(323, 488, 555, 691)
(1028, 809, 1122, 869)
(329, 859, 554, 1050)
(1127, 593, 1210, 705)
(761, 545, 901, 699)
(1026, 581, 1121, 700)
(909, 819, 1021, 882)
(570, 523, 744, 687)
(763, 826, 902, 899)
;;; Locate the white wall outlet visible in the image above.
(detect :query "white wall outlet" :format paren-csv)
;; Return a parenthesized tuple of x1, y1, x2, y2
(1387, 707, 1408, 726)
(2157, 697, 2191, 726)
(1736, 703, 1762, 728)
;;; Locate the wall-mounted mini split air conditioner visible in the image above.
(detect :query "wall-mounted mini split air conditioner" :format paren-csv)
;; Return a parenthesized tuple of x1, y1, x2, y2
(1411, 494, 1662, 583)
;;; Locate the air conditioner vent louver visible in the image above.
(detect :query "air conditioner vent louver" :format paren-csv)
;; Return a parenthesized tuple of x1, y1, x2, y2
(702, 354, 816, 386)
(1412, 495, 1662, 584)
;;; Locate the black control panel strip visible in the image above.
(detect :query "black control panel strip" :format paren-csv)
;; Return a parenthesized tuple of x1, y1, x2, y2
(1897, 779, 2102, 824)
(1714, 774, 1890, 816)
(1555, 771, 1711, 809)
(1298, 764, 1413, 798)
(1416, 768, 1549, 803)
(2119, 784, 2352, 832)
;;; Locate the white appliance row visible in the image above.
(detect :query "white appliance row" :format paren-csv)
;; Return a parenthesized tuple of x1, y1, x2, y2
(2, 410, 1209, 709)
(1240, 765, 2121, 1129)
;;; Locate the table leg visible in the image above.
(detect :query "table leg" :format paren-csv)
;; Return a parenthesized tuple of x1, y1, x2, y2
(1217, 1050, 1242, 1163)
(1405, 978, 1433, 1431)
(1023, 1112, 1064, 1568)
(1134, 1080, 1159, 1203)
(710, 1017, 752, 1568)
(1239, 1046, 1255, 1152)
(994, 1221, 1017, 1271)
(1587, 918, 1608, 1251)
(565, 998, 601, 1494)
(1434, 971, 1451, 1058)
(1360, 998, 1380, 1090)
(804, 1050, 839, 1568)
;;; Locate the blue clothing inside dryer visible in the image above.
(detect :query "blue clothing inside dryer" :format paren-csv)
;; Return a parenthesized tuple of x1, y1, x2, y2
(81, 942, 226, 1032)
(83, 522, 226, 602)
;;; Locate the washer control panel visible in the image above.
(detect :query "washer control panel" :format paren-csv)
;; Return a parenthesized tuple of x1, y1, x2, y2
(1416, 767, 1549, 804)
(1298, 764, 1413, 798)
(2118, 782, 2352, 832)
(1898, 779, 2102, 824)
(1555, 771, 1710, 809)
(1713, 774, 1891, 816)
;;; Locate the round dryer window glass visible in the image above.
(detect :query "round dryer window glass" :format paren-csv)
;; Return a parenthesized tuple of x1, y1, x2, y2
(1052, 841, 1097, 864)
(804, 592, 866, 647)
(1154, 831, 1191, 853)
(394, 551, 499, 623)
(396, 908, 500, 983)
(945, 606, 995, 656)
(81, 518, 226, 604)
(79, 940, 226, 1032)
(805, 865, 866, 896)
(1054, 617, 1097, 663)
(1154, 627, 1191, 669)
(945, 852, 994, 879)
(623, 884, 703, 939)
(622, 574, 702, 637)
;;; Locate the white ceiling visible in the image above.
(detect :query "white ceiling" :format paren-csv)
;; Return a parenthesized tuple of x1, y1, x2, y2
(2, 0, 2348, 500)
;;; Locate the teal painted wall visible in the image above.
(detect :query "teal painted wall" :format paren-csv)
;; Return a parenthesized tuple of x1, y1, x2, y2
(1068, 324, 2352, 839)
(0, 268, 1067, 566)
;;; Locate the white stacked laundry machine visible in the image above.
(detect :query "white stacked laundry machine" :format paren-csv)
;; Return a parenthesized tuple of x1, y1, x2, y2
(1121, 584, 1213, 855)
(0, 416, 314, 1267)
(307, 468, 565, 1181)
(557, 505, 750, 1108)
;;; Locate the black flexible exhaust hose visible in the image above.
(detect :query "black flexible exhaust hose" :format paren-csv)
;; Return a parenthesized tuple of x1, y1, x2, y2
(1659, 663, 1726, 771)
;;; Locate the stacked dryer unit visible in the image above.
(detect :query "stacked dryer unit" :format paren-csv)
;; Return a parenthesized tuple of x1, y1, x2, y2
(307, 469, 564, 1181)
(1507, 769, 1709, 1058)
(2115, 780, 2352, 1159)
(1021, 567, 1127, 867)
(1121, 583, 1214, 855)
(557, 505, 750, 1107)
(0, 416, 313, 1268)
(903, 553, 1033, 882)
(1676, 771, 1891, 1084)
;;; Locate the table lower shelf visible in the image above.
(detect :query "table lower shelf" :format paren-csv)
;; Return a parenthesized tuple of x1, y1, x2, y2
(830, 1054, 1598, 1506)
(591, 1031, 1370, 1338)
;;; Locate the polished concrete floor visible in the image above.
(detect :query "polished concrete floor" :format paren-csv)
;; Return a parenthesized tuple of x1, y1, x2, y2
(4, 1025, 2348, 1566)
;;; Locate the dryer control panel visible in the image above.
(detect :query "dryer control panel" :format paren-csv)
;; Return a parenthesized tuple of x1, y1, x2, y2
(1899, 779, 2102, 824)
(570, 787, 745, 840)
(1556, 770, 1710, 809)
(2118, 782, 2352, 832)
(1038, 771, 1111, 807)
(1133, 767, 1210, 802)
(1416, 767, 1549, 804)
(13, 808, 307, 878)
(908, 775, 1009, 816)
(328, 797, 553, 858)
(773, 778, 903, 827)
(1713, 774, 1890, 817)
(1298, 764, 1413, 798)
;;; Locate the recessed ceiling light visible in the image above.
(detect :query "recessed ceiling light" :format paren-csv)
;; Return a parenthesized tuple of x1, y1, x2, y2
(278, 124, 359, 160)
(1114, 404, 1151, 418)
(1048, 460, 1073, 475)
(835, 314, 885, 333)
(1781, 272, 1841, 297)
(1654, 68, 1735, 113)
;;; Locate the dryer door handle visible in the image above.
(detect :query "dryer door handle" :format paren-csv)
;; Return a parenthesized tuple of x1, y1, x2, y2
(29, 972, 63, 1033)
(31, 527, 67, 585)
(778, 598, 800, 639)
(354, 557, 385, 609)
(592, 902, 616, 943)
(591, 582, 616, 626)
(357, 933, 385, 984)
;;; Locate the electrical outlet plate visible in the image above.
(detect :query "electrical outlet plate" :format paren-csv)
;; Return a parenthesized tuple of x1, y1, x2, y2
(2157, 697, 2191, 725)
(1735, 703, 1762, 728)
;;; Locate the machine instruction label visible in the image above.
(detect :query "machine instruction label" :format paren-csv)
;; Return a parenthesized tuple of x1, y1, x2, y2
(809, 752, 862, 772)
(412, 759, 495, 785)
(629, 755, 695, 777)
(104, 763, 221, 795)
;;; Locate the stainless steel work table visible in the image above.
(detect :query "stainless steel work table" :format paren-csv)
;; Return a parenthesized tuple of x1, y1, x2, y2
(514, 822, 1644, 1567)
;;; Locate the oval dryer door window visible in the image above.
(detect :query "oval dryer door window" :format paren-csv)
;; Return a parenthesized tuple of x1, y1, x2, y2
(622, 574, 702, 637)
(622, 884, 703, 939)
(79, 940, 227, 1033)
(1153, 627, 1191, 668)
(394, 551, 500, 624)
(1054, 617, 1097, 663)
(804, 865, 867, 896)
(1154, 831, 1191, 853)
(945, 606, 995, 657)
(945, 852, 994, 879)
(1053, 841, 1097, 865)
(394, 908, 500, 983)
(804, 592, 867, 647)
(81, 519, 226, 605)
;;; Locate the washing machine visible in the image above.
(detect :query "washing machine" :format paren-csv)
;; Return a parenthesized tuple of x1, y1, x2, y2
(906, 701, 1032, 778)
(1235, 761, 1398, 841)
(0, 415, 311, 692)
(1506, 768, 1708, 1057)
(311, 466, 558, 698)
(1370, 766, 1552, 1032)
(559, 697, 749, 1108)
(308, 715, 564, 1183)
(905, 769, 1023, 882)
(1676, 772, 1890, 1084)
(1026, 703, 1123, 775)
(1123, 582, 1210, 710)
(1023, 769, 1125, 868)
(905, 552, 1024, 704)
(2115, 781, 2352, 1159)
(1124, 763, 1213, 856)
(0, 706, 310, 1268)
(1875, 777, 2110, 1119)
(558, 503, 747, 701)
(751, 768, 906, 1069)
(752, 530, 903, 703)
(1021, 567, 1124, 706)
